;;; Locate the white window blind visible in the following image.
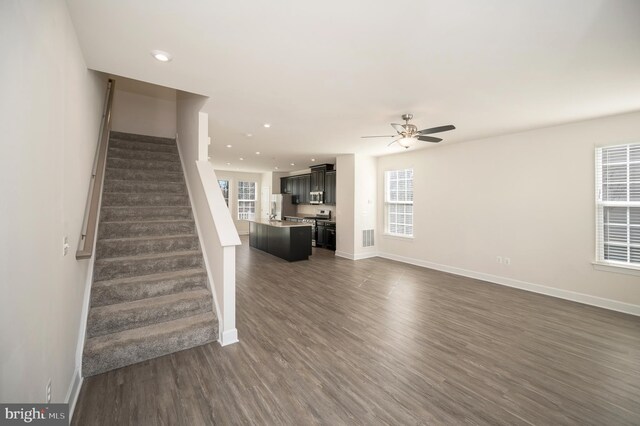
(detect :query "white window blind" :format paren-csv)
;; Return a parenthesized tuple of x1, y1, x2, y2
(595, 143, 640, 267)
(385, 169, 414, 237)
(238, 181, 256, 220)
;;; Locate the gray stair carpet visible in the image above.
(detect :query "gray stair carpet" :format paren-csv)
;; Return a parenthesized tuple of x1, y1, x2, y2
(82, 131, 218, 377)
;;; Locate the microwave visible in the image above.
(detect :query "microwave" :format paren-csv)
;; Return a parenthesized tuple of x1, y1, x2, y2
(310, 191, 324, 204)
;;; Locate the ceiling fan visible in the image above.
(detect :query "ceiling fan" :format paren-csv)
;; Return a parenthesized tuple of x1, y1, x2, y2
(362, 113, 455, 149)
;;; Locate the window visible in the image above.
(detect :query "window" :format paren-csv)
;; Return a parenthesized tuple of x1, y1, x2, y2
(218, 180, 229, 206)
(385, 169, 413, 237)
(237, 181, 256, 220)
(596, 143, 640, 268)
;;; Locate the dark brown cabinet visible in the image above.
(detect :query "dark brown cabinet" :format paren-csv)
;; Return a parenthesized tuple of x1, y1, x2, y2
(324, 171, 336, 205)
(280, 164, 334, 205)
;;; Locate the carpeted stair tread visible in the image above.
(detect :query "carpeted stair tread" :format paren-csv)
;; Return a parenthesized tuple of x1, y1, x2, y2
(105, 167, 184, 183)
(101, 192, 190, 207)
(83, 131, 217, 377)
(107, 146, 180, 163)
(87, 288, 213, 338)
(98, 219, 195, 238)
(100, 207, 193, 222)
(107, 157, 183, 172)
(94, 250, 203, 281)
(110, 131, 177, 145)
(103, 180, 186, 194)
(82, 311, 217, 377)
(109, 138, 178, 154)
(96, 234, 200, 257)
(91, 268, 208, 306)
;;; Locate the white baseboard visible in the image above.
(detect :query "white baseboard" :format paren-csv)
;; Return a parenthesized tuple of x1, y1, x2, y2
(220, 328, 239, 346)
(335, 251, 378, 260)
(376, 252, 640, 317)
(65, 367, 83, 420)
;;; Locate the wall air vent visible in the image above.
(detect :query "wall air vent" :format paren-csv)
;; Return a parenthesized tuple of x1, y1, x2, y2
(362, 229, 374, 247)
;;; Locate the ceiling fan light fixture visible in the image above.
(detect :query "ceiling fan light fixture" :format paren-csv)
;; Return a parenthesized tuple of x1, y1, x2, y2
(397, 137, 413, 149)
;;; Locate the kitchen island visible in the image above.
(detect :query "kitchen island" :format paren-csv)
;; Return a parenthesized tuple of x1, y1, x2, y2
(249, 219, 312, 261)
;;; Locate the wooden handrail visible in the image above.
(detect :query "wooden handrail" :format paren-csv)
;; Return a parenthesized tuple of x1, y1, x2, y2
(76, 79, 115, 260)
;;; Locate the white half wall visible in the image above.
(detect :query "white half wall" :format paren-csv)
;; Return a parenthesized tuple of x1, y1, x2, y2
(0, 0, 106, 403)
(377, 110, 640, 312)
(111, 77, 177, 138)
(176, 92, 241, 345)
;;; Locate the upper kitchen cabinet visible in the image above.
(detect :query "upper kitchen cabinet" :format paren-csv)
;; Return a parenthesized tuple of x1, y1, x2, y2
(324, 170, 336, 205)
(280, 164, 335, 205)
(310, 164, 334, 192)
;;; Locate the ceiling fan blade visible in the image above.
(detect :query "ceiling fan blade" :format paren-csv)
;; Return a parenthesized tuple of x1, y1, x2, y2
(417, 135, 443, 143)
(361, 135, 397, 138)
(417, 124, 456, 135)
(387, 138, 401, 147)
(391, 123, 405, 134)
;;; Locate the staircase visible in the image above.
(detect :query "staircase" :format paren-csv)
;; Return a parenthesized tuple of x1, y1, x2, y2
(82, 131, 218, 377)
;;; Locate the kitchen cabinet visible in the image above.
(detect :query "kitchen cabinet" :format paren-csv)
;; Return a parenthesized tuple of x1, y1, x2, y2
(280, 166, 333, 205)
(310, 169, 325, 192)
(249, 220, 312, 261)
(324, 171, 336, 205)
(280, 174, 312, 204)
(301, 174, 311, 204)
(316, 223, 326, 247)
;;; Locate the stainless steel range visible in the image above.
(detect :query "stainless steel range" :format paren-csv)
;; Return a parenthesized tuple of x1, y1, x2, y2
(303, 210, 331, 247)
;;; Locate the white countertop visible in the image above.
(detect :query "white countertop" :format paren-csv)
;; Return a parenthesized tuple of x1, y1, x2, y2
(250, 219, 312, 228)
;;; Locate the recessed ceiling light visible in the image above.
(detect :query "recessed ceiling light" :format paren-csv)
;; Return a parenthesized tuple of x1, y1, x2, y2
(274, 166, 279, 170)
(226, 144, 232, 148)
(246, 133, 252, 137)
(226, 162, 231, 165)
(311, 158, 316, 162)
(263, 123, 271, 128)
(290, 163, 295, 166)
(150, 50, 172, 62)
(255, 151, 260, 155)
(239, 157, 244, 161)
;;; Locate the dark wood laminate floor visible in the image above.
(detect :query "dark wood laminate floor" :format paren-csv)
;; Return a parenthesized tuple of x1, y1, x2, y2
(72, 237, 640, 425)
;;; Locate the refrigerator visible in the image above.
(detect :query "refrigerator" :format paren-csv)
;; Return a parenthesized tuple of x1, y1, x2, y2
(270, 194, 297, 220)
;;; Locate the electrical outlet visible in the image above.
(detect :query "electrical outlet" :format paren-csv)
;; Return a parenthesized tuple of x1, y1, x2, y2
(496, 256, 503, 264)
(62, 236, 70, 256)
(46, 379, 51, 403)
(504, 257, 511, 265)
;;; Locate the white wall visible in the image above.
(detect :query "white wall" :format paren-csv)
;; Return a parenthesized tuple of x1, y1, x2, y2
(214, 170, 264, 235)
(354, 155, 377, 258)
(336, 155, 355, 257)
(377, 111, 640, 312)
(0, 0, 106, 403)
(111, 77, 176, 138)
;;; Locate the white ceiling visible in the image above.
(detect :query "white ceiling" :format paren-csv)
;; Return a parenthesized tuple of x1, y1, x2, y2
(67, 0, 640, 173)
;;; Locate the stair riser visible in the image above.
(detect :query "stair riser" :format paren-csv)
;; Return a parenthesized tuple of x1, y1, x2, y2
(103, 180, 186, 194)
(97, 236, 200, 257)
(110, 138, 178, 154)
(105, 168, 184, 182)
(108, 147, 180, 163)
(82, 316, 217, 377)
(94, 254, 204, 281)
(98, 221, 196, 239)
(107, 157, 182, 172)
(91, 274, 208, 307)
(101, 193, 190, 207)
(100, 207, 193, 222)
(87, 296, 213, 338)
(110, 131, 176, 145)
